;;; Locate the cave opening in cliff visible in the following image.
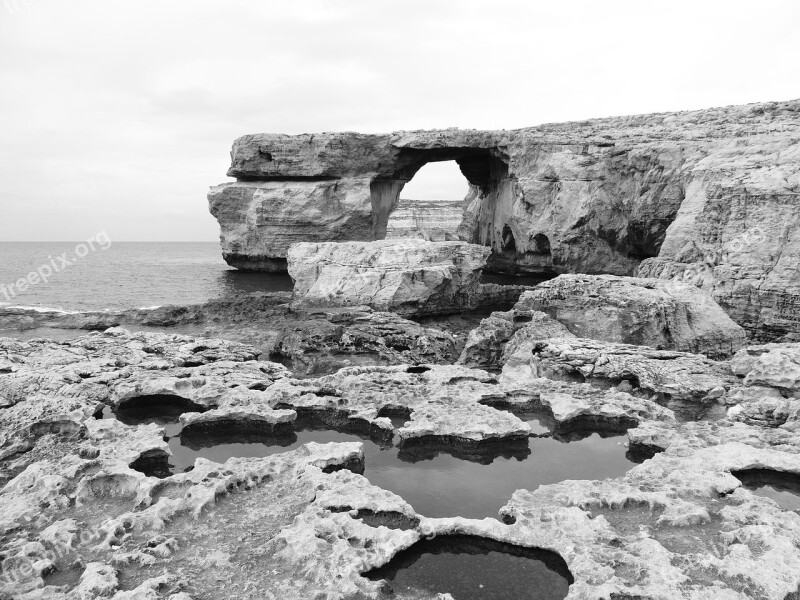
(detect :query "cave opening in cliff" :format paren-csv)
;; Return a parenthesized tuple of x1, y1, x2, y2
(501, 225, 517, 252)
(384, 160, 468, 241)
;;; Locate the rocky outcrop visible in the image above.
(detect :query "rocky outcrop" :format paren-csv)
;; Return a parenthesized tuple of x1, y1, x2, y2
(207, 180, 376, 271)
(507, 337, 736, 404)
(208, 99, 800, 340)
(730, 342, 800, 394)
(0, 294, 462, 377)
(288, 239, 491, 316)
(385, 198, 464, 241)
(457, 309, 573, 369)
(516, 274, 747, 359)
(263, 363, 532, 446)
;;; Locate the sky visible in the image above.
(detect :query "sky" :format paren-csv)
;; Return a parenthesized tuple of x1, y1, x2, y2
(0, 0, 798, 241)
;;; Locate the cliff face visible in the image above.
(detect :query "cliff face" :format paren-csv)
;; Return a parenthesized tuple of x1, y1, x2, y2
(385, 198, 464, 241)
(208, 99, 800, 338)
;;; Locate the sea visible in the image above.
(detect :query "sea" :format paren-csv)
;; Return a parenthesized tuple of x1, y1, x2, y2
(0, 242, 294, 313)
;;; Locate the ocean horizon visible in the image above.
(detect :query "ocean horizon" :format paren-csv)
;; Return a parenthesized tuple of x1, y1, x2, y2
(0, 241, 293, 312)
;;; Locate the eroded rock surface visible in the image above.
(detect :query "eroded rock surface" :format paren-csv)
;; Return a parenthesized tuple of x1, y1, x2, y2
(457, 308, 573, 369)
(516, 274, 747, 359)
(288, 239, 492, 316)
(209, 99, 800, 340)
(4, 327, 800, 599)
(0, 294, 462, 377)
(501, 337, 737, 426)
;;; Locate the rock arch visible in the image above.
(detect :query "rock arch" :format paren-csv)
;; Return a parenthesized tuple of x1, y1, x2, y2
(208, 100, 800, 339)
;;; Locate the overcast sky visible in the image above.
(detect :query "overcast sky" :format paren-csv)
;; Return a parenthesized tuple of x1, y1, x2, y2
(0, 0, 797, 241)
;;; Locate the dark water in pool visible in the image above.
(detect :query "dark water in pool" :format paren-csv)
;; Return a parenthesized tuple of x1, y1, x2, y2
(0, 242, 293, 312)
(364, 535, 572, 600)
(108, 405, 636, 520)
(733, 469, 800, 511)
(479, 271, 556, 287)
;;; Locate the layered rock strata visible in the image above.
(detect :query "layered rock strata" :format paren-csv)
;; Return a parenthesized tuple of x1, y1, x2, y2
(384, 198, 464, 240)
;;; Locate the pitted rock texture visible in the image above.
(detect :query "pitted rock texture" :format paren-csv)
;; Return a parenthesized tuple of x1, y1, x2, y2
(516, 274, 747, 359)
(500, 416, 800, 600)
(730, 342, 800, 393)
(263, 363, 532, 445)
(5, 329, 800, 598)
(508, 337, 737, 405)
(288, 239, 491, 316)
(209, 99, 800, 340)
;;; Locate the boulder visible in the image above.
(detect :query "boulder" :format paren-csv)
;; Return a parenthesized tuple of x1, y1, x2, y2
(287, 239, 491, 316)
(457, 309, 573, 369)
(515, 274, 747, 359)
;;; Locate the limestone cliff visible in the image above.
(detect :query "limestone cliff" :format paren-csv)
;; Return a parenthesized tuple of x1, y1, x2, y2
(209, 99, 800, 338)
(385, 198, 464, 241)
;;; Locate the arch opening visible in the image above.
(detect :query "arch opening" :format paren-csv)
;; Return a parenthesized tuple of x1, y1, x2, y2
(370, 147, 506, 242)
(384, 160, 468, 242)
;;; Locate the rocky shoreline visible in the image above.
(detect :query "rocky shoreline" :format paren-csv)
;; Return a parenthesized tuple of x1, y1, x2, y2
(2, 265, 800, 598)
(2, 99, 800, 600)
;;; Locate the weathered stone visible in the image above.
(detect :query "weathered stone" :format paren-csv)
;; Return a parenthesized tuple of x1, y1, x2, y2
(502, 313, 577, 363)
(209, 99, 800, 340)
(456, 314, 516, 369)
(5, 326, 800, 599)
(730, 342, 800, 393)
(457, 309, 573, 369)
(507, 337, 736, 402)
(263, 363, 531, 445)
(493, 374, 675, 434)
(179, 406, 296, 435)
(288, 239, 491, 316)
(516, 274, 747, 359)
(501, 418, 800, 600)
(0, 294, 462, 378)
(208, 179, 375, 271)
(728, 397, 800, 429)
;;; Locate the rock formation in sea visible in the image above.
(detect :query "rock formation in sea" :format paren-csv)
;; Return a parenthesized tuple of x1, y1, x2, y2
(288, 239, 492, 315)
(208, 99, 800, 340)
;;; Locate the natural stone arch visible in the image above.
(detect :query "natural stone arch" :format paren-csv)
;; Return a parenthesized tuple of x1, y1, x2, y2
(369, 147, 509, 242)
(384, 160, 469, 241)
